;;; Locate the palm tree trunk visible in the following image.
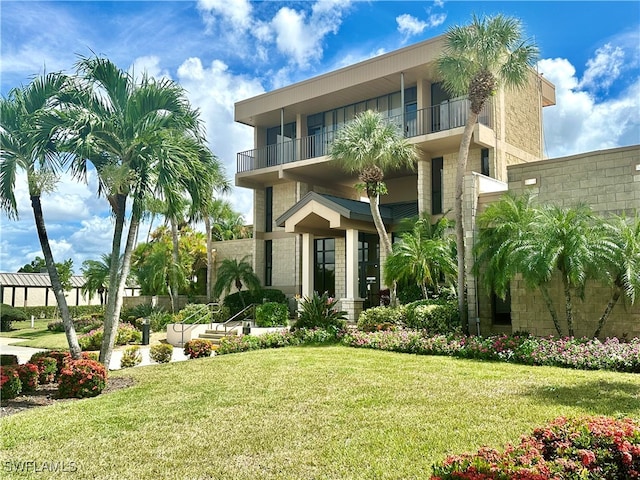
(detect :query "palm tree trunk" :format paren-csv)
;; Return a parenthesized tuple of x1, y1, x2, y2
(30, 194, 82, 359)
(454, 111, 478, 334)
(539, 284, 563, 336)
(562, 276, 575, 336)
(205, 216, 214, 302)
(368, 193, 395, 305)
(594, 287, 621, 338)
(170, 218, 180, 313)
(100, 213, 139, 368)
(100, 193, 127, 366)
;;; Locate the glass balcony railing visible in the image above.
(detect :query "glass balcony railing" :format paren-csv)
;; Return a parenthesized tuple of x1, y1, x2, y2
(237, 97, 492, 173)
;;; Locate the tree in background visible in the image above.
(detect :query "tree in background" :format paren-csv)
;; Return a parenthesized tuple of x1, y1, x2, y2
(80, 253, 123, 305)
(213, 257, 260, 309)
(19, 256, 74, 292)
(385, 214, 456, 299)
(0, 73, 82, 358)
(437, 14, 538, 332)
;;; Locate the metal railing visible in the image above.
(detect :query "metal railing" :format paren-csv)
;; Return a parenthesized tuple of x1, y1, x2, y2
(171, 302, 222, 346)
(237, 97, 493, 173)
(214, 303, 256, 336)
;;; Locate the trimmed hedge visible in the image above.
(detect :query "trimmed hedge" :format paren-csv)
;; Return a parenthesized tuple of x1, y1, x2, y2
(357, 306, 405, 332)
(1, 303, 28, 331)
(404, 299, 460, 334)
(19, 305, 105, 321)
(255, 302, 289, 327)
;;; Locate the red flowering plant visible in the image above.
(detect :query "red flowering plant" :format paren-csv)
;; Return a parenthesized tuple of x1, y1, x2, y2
(16, 363, 39, 393)
(31, 356, 57, 384)
(0, 366, 22, 401)
(431, 416, 640, 479)
(183, 339, 216, 359)
(58, 359, 107, 399)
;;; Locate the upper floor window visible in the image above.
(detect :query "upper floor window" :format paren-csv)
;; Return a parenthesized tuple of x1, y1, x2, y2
(481, 148, 490, 177)
(265, 186, 273, 232)
(432, 157, 443, 215)
(266, 122, 296, 146)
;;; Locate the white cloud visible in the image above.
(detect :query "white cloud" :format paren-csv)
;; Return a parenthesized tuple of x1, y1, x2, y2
(130, 56, 171, 82)
(198, 0, 253, 29)
(539, 56, 640, 158)
(396, 14, 428, 37)
(578, 43, 625, 93)
(177, 57, 265, 223)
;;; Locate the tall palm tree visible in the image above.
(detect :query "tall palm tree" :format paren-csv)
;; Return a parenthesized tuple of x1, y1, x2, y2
(593, 213, 640, 337)
(213, 257, 261, 308)
(384, 214, 456, 299)
(437, 14, 539, 332)
(329, 110, 418, 261)
(55, 56, 202, 367)
(0, 73, 82, 359)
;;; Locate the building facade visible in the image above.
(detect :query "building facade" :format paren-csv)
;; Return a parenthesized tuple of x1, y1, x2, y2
(233, 34, 555, 323)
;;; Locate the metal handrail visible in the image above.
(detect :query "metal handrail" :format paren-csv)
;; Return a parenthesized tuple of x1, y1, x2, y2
(171, 302, 222, 346)
(215, 303, 256, 334)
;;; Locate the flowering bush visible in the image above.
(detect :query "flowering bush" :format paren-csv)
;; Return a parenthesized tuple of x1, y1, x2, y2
(183, 339, 216, 359)
(0, 366, 22, 400)
(431, 416, 640, 479)
(357, 306, 405, 332)
(341, 331, 640, 373)
(79, 322, 141, 351)
(31, 356, 58, 384)
(16, 363, 39, 393)
(216, 328, 342, 356)
(120, 346, 142, 369)
(58, 359, 107, 399)
(149, 344, 174, 364)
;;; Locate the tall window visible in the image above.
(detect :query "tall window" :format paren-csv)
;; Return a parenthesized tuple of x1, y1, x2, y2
(314, 238, 335, 296)
(432, 157, 443, 215)
(264, 240, 273, 286)
(492, 290, 511, 325)
(265, 186, 273, 232)
(481, 148, 490, 177)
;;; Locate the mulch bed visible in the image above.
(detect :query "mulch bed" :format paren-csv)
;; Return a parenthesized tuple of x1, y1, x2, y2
(0, 377, 135, 418)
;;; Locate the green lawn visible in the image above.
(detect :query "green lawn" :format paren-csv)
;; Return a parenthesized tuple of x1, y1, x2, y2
(0, 320, 70, 350)
(1, 346, 639, 479)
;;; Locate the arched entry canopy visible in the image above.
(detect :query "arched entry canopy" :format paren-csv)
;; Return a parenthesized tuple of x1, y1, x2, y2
(276, 192, 417, 321)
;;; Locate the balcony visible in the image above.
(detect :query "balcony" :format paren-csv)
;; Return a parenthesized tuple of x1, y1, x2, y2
(237, 97, 492, 174)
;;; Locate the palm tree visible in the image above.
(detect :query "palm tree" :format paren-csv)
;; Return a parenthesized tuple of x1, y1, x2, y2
(80, 254, 114, 305)
(385, 214, 456, 299)
(55, 56, 202, 367)
(437, 14, 539, 331)
(593, 213, 640, 337)
(213, 257, 261, 308)
(0, 73, 82, 359)
(329, 110, 418, 261)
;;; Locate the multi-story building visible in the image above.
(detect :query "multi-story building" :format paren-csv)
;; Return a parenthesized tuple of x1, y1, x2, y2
(232, 34, 555, 325)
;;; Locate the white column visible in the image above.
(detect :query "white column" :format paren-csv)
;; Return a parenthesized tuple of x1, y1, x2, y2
(301, 233, 314, 298)
(345, 228, 359, 299)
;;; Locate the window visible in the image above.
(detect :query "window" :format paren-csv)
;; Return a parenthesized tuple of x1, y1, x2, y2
(265, 240, 273, 286)
(314, 238, 335, 296)
(265, 186, 273, 232)
(266, 122, 296, 145)
(431, 157, 443, 215)
(481, 148, 490, 177)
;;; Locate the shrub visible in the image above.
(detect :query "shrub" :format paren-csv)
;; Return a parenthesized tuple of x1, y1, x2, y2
(397, 283, 424, 304)
(120, 303, 154, 326)
(47, 316, 103, 333)
(16, 363, 39, 393)
(82, 351, 99, 362)
(47, 320, 65, 332)
(149, 344, 174, 364)
(431, 416, 640, 479)
(184, 339, 216, 359)
(404, 299, 460, 334)
(120, 346, 142, 369)
(148, 310, 175, 332)
(255, 302, 289, 327)
(1, 303, 28, 331)
(223, 289, 287, 317)
(294, 292, 347, 332)
(217, 334, 261, 355)
(79, 322, 141, 351)
(32, 356, 57, 384)
(0, 366, 22, 400)
(0, 354, 18, 366)
(58, 359, 107, 399)
(357, 306, 405, 332)
(176, 304, 211, 324)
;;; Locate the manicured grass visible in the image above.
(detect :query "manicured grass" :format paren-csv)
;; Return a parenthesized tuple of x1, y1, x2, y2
(0, 320, 70, 350)
(1, 346, 639, 479)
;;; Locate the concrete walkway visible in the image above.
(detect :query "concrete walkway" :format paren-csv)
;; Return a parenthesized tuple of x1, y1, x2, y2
(0, 337, 190, 370)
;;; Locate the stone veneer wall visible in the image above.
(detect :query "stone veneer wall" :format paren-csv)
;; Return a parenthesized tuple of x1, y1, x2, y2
(507, 146, 640, 338)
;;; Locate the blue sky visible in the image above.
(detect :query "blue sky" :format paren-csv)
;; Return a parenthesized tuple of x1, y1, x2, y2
(1, 0, 639, 274)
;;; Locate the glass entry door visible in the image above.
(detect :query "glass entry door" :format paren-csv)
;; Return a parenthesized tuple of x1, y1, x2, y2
(358, 233, 380, 308)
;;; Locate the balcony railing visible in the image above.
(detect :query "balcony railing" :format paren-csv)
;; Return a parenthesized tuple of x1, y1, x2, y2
(237, 97, 492, 173)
